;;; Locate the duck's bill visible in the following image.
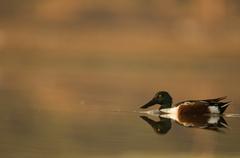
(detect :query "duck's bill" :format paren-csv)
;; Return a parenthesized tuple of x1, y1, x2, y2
(140, 99, 156, 109)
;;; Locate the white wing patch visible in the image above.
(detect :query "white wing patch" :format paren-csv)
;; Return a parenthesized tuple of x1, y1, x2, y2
(208, 106, 220, 114)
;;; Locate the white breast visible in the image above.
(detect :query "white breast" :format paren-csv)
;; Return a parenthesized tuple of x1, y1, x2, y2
(160, 107, 179, 114)
(160, 107, 179, 121)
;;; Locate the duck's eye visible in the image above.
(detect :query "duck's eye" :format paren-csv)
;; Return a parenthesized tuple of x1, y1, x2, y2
(155, 93, 162, 98)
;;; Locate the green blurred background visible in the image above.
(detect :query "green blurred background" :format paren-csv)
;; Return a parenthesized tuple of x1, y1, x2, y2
(0, 0, 240, 158)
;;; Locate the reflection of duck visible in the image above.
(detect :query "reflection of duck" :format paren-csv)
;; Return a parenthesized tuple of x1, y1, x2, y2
(140, 114, 228, 134)
(161, 114, 228, 132)
(140, 116, 171, 134)
(140, 91, 230, 115)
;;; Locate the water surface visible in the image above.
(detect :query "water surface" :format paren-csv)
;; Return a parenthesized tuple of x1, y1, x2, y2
(0, 56, 240, 158)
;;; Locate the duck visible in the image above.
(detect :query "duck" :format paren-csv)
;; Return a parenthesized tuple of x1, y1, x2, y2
(140, 91, 230, 115)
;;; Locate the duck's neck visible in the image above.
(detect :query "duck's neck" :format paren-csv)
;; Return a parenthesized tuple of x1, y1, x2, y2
(162, 103, 172, 109)
(160, 98, 172, 109)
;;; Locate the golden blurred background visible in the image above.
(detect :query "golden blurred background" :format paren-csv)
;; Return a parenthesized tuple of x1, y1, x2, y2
(1, 0, 240, 109)
(1, 0, 240, 55)
(0, 0, 240, 158)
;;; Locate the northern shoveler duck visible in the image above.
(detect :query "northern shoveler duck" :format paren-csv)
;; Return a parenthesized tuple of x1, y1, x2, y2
(140, 91, 230, 115)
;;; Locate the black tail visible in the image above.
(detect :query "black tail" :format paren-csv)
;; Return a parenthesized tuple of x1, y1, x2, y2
(204, 96, 227, 103)
(218, 101, 231, 114)
(205, 96, 230, 114)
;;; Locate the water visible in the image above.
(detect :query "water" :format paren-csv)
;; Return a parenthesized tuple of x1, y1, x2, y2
(2, 107, 240, 158)
(0, 56, 240, 158)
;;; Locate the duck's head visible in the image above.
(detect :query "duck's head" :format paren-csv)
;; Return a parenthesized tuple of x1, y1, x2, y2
(140, 91, 172, 109)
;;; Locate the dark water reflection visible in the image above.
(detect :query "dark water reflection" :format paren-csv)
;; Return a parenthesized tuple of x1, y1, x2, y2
(140, 113, 228, 135)
(140, 116, 172, 134)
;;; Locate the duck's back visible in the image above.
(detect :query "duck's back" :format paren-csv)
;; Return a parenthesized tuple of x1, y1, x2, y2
(175, 97, 230, 114)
